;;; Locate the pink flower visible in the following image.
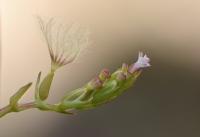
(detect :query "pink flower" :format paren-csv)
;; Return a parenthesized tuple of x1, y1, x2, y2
(129, 52, 151, 73)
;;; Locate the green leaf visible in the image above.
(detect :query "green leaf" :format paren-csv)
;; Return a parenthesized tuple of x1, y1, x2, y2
(10, 82, 32, 111)
(35, 72, 41, 100)
(39, 72, 54, 100)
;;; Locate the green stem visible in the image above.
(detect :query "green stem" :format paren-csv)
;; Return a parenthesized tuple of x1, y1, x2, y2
(0, 102, 36, 118)
(0, 101, 72, 118)
(0, 105, 12, 118)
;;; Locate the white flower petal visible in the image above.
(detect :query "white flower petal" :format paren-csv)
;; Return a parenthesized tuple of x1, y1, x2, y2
(128, 52, 151, 73)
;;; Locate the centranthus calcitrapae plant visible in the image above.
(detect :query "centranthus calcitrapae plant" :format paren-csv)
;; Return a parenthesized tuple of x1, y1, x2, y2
(0, 17, 151, 118)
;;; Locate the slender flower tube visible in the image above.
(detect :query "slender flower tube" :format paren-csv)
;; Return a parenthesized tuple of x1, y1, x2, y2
(37, 17, 89, 71)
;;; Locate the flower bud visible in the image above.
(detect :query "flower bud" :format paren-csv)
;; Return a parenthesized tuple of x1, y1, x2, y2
(99, 69, 110, 81)
(121, 63, 129, 73)
(87, 77, 103, 90)
(116, 72, 126, 81)
(39, 72, 54, 101)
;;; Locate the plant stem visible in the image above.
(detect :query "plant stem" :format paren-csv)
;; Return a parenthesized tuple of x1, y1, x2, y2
(0, 102, 36, 118)
(0, 102, 72, 118)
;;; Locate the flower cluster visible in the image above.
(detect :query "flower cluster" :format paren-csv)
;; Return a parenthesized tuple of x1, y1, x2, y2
(59, 52, 151, 110)
(0, 16, 151, 118)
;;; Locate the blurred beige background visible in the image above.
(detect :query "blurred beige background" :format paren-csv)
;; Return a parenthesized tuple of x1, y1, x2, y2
(0, 0, 200, 137)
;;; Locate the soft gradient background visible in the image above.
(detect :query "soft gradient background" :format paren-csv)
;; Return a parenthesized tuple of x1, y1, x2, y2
(1, 0, 200, 137)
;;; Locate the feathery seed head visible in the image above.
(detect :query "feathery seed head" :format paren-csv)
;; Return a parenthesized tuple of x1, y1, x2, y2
(37, 17, 89, 71)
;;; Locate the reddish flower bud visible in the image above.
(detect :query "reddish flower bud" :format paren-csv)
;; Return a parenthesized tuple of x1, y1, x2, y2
(87, 77, 103, 90)
(99, 69, 110, 81)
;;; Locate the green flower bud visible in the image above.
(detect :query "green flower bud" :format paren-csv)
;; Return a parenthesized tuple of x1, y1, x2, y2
(60, 87, 93, 110)
(62, 88, 85, 101)
(38, 72, 54, 100)
(92, 75, 137, 106)
(116, 72, 126, 81)
(60, 77, 103, 110)
(92, 79, 119, 105)
(121, 63, 129, 73)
